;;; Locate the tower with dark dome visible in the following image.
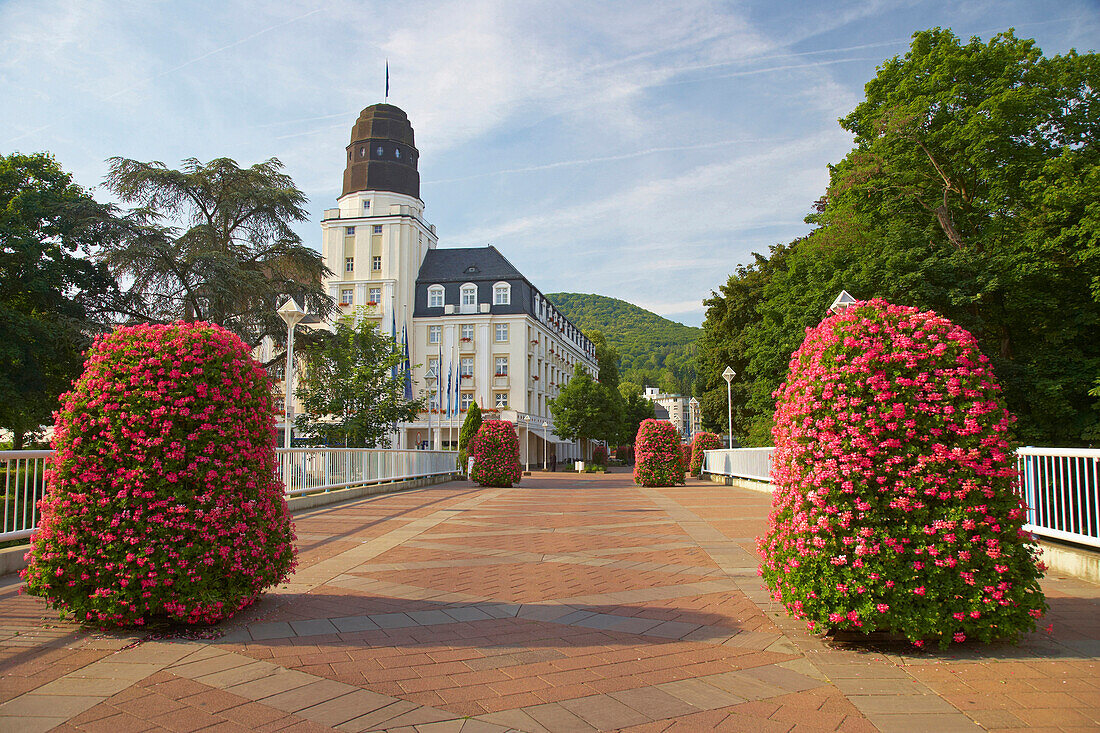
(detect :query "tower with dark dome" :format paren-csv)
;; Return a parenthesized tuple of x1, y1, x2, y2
(342, 104, 420, 199)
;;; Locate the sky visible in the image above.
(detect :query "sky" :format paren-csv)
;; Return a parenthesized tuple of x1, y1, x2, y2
(2, 1, 1097, 327)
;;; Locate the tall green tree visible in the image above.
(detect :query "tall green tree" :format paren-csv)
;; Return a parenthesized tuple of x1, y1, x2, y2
(294, 317, 423, 448)
(549, 364, 621, 446)
(696, 28, 1100, 446)
(0, 153, 120, 448)
(458, 401, 482, 471)
(102, 156, 334, 348)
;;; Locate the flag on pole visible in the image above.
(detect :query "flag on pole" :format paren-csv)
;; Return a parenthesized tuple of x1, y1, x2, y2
(385, 60, 390, 101)
(446, 360, 453, 419)
(402, 323, 412, 399)
(390, 306, 397, 380)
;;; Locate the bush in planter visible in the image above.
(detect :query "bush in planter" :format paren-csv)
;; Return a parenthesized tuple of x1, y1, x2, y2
(592, 445, 608, 466)
(633, 419, 685, 487)
(23, 322, 296, 627)
(759, 300, 1046, 648)
(689, 432, 722, 477)
(469, 420, 522, 487)
(617, 445, 634, 465)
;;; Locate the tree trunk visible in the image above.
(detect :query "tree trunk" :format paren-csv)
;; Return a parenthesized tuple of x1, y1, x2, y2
(12, 430, 24, 451)
(934, 204, 966, 249)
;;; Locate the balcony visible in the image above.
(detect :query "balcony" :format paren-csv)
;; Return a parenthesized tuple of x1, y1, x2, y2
(493, 375, 509, 388)
(360, 303, 382, 318)
(459, 340, 475, 353)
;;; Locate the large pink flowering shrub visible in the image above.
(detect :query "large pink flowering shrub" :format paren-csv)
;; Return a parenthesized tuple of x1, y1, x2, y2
(690, 432, 721, 477)
(760, 300, 1045, 647)
(469, 420, 522, 487)
(23, 322, 297, 627)
(633, 419, 685, 487)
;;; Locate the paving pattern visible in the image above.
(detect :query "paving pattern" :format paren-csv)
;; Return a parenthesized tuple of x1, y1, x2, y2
(1, 469, 1098, 732)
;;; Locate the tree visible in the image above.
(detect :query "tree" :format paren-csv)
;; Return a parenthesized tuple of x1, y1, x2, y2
(102, 156, 335, 348)
(618, 390, 656, 446)
(458, 400, 482, 473)
(549, 364, 621, 446)
(696, 29, 1100, 445)
(0, 153, 120, 449)
(294, 316, 423, 447)
(589, 330, 620, 390)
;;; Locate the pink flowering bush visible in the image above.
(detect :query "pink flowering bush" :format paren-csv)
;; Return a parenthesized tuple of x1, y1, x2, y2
(690, 432, 721, 477)
(592, 445, 608, 466)
(469, 420, 522, 487)
(759, 300, 1046, 647)
(23, 322, 297, 627)
(633, 419, 685, 487)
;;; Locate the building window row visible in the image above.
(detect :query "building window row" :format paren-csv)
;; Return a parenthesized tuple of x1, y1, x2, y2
(426, 282, 511, 308)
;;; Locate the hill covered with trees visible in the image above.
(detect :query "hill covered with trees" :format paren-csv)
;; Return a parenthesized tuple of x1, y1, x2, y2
(547, 293, 700, 395)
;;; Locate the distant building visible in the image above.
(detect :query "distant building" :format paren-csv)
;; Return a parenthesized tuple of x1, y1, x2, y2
(644, 387, 700, 442)
(280, 103, 599, 462)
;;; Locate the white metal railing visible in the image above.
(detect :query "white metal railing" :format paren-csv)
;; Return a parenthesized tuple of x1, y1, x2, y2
(702, 447, 774, 482)
(1, 448, 458, 542)
(1, 450, 52, 541)
(703, 445, 1100, 550)
(276, 448, 458, 497)
(1016, 447, 1100, 549)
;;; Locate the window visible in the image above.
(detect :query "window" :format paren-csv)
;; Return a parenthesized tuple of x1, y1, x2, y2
(495, 356, 508, 376)
(460, 357, 473, 377)
(461, 393, 473, 411)
(376, 146, 384, 156)
(372, 255, 382, 270)
(461, 284, 477, 306)
(345, 226, 355, 235)
(427, 358, 439, 379)
(363, 200, 370, 211)
(428, 326, 441, 344)
(368, 287, 381, 304)
(495, 323, 509, 342)
(340, 288, 353, 305)
(494, 283, 510, 305)
(495, 392, 509, 409)
(373, 225, 383, 234)
(460, 324, 474, 340)
(428, 285, 444, 308)
(345, 257, 354, 272)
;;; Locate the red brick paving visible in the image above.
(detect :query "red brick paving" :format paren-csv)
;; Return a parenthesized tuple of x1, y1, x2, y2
(0, 470, 1098, 732)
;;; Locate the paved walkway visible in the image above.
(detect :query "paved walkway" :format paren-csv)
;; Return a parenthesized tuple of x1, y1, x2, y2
(1, 470, 1098, 732)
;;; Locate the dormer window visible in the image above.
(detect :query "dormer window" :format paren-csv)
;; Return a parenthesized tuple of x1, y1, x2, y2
(493, 282, 511, 305)
(428, 285, 445, 308)
(461, 284, 477, 307)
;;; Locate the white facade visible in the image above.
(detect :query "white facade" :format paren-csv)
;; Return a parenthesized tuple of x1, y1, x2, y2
(644, 387, 698, 442)
(312, 107, 598, 463)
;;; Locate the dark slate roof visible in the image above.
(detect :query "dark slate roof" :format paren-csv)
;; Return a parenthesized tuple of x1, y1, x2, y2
(416, 246, 523, 284)
(654, 404, 671, 420)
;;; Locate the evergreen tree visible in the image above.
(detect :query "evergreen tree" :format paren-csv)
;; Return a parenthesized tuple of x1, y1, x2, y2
(458, 401, 482, 474)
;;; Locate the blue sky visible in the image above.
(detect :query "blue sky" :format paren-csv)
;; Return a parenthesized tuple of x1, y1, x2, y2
(3, 1, 1097, 326)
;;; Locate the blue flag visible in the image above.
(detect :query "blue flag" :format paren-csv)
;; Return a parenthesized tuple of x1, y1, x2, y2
(402, 324, 412, 400)
(446, 361, 453, 419)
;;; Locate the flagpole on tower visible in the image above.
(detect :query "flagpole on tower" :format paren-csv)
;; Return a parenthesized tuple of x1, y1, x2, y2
(385, 60, 390, 102)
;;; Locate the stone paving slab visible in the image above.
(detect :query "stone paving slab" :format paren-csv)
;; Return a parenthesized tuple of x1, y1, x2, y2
(0, 471, 1098, 731)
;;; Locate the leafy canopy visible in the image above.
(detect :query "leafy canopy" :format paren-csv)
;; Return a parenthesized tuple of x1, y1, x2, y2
(0, 152, 120, 448)
(294, 315, 423, 448)
(102, 156, 335, 348)
(695, 28, 1100, 446)
(549, 364, 621, 445)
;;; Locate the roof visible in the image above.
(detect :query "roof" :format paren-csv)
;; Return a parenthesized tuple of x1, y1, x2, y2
(416, 246, 524, 284)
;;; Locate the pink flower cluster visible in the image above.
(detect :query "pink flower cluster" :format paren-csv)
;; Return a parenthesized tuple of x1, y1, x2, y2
(22, 322, 297, 627)
(759, 300, 1046, 648)
(690, 432, 721, 477)
(633, 419, 685, 487)
(469, 420, 522, 487)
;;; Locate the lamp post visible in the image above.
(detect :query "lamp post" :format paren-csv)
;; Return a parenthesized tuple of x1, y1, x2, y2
(542, 421, 549, 470)
(426, 375, 436, 450)
(722, 366, 736, 450)
(277, 298, 307, 449)
(523, 414, 531, 474)
(829, 289, 857, 314)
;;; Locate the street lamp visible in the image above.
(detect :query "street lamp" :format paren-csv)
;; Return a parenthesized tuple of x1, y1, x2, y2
(426, 374, 436, 450)
(523, 414, 531, 474)
(722, 366, 736, 450)
(829, 290, 857, 314)
(277, 298, 307, 449)
(542, 421, 549, 470)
